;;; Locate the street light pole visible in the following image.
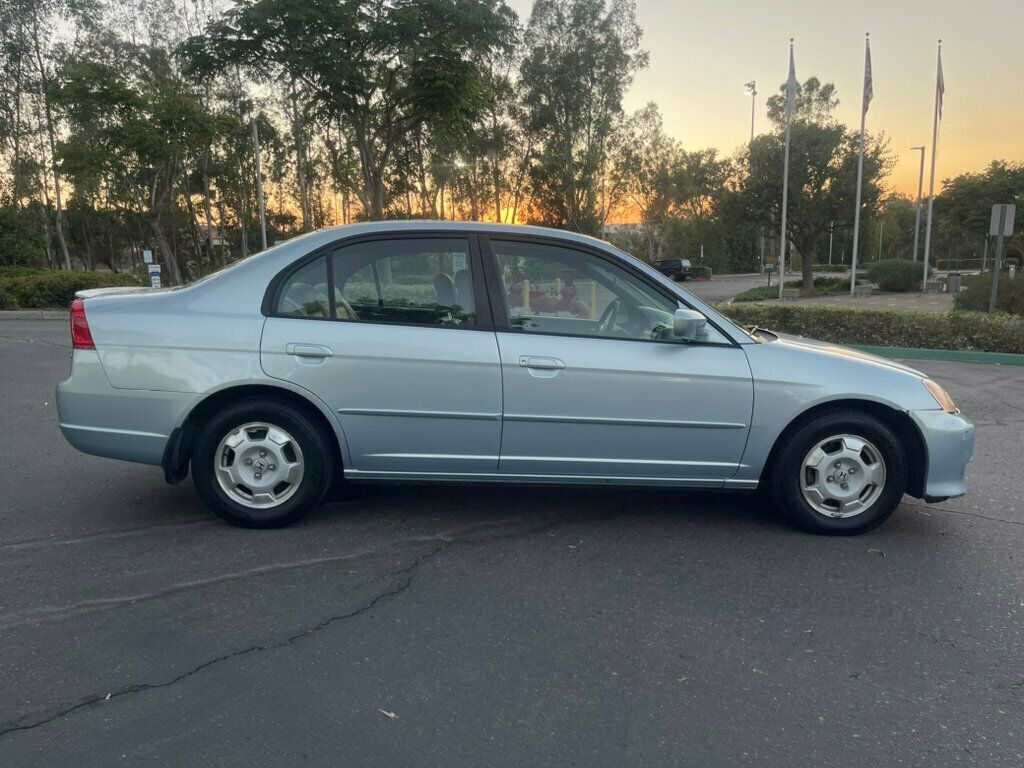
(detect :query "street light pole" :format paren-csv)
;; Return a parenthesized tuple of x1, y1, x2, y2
(828, 221, 834, 265)
(910, 146, 925, 262)
(878, 219, 884, 260)
(745, 81, 757, 143)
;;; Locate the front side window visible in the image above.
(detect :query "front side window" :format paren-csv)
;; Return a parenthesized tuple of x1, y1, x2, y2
(333, 238, 477, 328)
(491, 240, 723, 343)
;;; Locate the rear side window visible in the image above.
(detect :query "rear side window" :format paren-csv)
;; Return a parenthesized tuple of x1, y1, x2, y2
(333, 238, 477, 328)
(276, 256, 329, 318)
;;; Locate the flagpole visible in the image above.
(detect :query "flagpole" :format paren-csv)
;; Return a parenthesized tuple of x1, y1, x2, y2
(778, 39, 795, 299)
(922, 40, 942, 292)
(850, 33, 870, 296)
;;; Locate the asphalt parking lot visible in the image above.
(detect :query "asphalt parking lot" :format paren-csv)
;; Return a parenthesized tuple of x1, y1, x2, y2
(1, 319, 1022, 767)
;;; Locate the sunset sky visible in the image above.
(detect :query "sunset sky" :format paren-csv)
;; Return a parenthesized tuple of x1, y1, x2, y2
(507, 0, 1024, 197)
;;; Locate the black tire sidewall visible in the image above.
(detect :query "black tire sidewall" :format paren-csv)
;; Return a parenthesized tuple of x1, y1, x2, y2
(192, 398, 333, 528)
(771, 410, 907, 535)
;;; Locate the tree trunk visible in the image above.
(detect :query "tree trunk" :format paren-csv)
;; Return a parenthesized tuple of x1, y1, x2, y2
(149, 218, 181, 285)
(289, 82, 312, 231)
(30, 15, 71, 270)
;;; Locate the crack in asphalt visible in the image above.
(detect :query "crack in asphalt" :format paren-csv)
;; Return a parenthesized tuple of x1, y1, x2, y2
(904, 501, 1024, 527)
(0, 334, 69, 349)
(0, 508, 624, 739)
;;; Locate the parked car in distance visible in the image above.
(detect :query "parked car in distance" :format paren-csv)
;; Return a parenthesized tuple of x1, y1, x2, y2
(653, 257, 692, 281)
(57, 222, 974, 534)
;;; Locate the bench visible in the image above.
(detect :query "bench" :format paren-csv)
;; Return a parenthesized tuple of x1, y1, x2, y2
(925, 280, 944, 294)
(853, 285, 874, 298)
(781, 288, 800, 301)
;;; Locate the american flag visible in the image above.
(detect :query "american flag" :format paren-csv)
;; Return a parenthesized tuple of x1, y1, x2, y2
(936, 48, 945, 120)
(862, 37, 873, 115)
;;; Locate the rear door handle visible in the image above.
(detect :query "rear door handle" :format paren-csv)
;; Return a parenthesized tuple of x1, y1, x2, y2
(286, 343, 334, 359)
(519, 356, 565, 370)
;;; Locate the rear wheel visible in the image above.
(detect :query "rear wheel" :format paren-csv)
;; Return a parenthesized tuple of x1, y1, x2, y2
(769, 410, 907, 535)
(192, 398, 334, 528)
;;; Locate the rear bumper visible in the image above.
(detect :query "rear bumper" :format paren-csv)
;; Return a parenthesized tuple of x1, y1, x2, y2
(910, 409, 975, 501)
(56, 350, 195, 466)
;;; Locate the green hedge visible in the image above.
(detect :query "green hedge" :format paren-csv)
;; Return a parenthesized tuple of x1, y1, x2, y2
(692, 265, 712, 279)
(955, 273, 1024, 315)
(0, 269, 143, 309)
(811, 263, 850, 273)
(721, 302, 1024, 354)
(865, 259, 929, 292)
(733, 276, 850, 302)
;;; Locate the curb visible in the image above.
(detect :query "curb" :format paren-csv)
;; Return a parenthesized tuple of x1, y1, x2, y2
(0, 309, 69, 320)
(850, 345, 1024, 367)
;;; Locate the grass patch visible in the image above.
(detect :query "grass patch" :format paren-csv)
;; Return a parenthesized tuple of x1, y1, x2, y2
(721, 302, 1024, 354)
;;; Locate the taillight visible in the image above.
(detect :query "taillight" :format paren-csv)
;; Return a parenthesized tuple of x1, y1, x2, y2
(70, 299, 95, 350)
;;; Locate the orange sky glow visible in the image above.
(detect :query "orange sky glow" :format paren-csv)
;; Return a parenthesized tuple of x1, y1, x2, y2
(507, 0, 1024, 198)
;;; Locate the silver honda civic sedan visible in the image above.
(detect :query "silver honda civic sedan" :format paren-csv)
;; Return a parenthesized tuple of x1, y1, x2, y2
(57, 222, 974, 534)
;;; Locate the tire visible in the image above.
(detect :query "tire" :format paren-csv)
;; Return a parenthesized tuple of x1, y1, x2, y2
(769, 409, 907, 535)
(191, 397, 334, 528)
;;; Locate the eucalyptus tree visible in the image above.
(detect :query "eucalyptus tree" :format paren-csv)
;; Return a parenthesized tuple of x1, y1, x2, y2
(519, 0, 646, 234)
(182, 0, 517, 221)
(53, 38, 219, 284)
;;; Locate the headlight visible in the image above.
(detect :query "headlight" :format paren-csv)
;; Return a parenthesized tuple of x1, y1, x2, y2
(923, 379, 957, 413)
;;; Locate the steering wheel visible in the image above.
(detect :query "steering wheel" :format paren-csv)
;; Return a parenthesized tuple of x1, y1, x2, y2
(597, 298, 624, 335)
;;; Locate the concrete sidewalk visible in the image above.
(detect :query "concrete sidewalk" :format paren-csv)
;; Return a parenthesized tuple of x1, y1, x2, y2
(0, 309, 69, 320)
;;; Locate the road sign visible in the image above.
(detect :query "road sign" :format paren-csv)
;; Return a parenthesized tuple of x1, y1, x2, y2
(988, 204, 1016, 313)
(148, 263, 161, 289)
(989, 204, 1015, 237)
(142, 249, 153, 264)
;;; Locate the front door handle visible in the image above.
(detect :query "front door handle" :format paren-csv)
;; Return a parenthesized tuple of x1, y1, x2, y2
(286, 343, 334, 359)
(519, 356, 565, 370)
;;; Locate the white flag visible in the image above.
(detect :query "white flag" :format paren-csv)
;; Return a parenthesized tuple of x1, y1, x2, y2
(863, 37, 873, 114)
(785, 43, 798, 121)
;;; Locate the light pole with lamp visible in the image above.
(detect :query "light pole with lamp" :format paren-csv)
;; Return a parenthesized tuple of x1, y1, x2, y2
(910, 146, 925, 262)
(745, 80, 763, 270)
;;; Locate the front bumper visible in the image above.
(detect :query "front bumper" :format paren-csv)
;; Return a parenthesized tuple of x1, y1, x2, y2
(909, 409, 975, 501)
(56, 350, 195, 466)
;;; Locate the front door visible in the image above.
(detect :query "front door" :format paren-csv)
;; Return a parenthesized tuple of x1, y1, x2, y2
(261, 235, 502, 476)
(484, 238, 753, 482)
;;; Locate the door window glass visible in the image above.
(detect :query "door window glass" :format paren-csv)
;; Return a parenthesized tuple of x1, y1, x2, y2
(491, 240, 721, 343)
(333, 239, 476, 328)
(276, 256, 329, 318)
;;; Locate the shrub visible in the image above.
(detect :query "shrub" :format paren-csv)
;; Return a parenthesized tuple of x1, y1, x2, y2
(954, 273, 1024, 315)
(721, 303, 1024, 354)
(0, 265, 44, 279)
(865, 259, 928, 292)
(0, 286, 15, 309)
(2, 270, 143, 308)
(692, 265, 712, 279)
(731, 277, 850, 302)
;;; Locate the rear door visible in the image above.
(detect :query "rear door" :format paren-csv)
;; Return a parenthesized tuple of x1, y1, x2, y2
(482, 237, 753, 482)
(261, 235, 502, 476)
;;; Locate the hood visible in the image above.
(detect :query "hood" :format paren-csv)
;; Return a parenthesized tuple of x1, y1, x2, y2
(768, 331, 927, 378)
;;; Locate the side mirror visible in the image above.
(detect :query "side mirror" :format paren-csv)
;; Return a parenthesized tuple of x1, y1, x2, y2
(673, 308, 707, 340)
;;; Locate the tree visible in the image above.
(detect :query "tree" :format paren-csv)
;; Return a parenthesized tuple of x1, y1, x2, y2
(520, 0, 647, 234)
(182, 0, 517, 221)
(733, 77, 891, 289)
(53, 39, 219, 284)
(937, 161, 1024, 262)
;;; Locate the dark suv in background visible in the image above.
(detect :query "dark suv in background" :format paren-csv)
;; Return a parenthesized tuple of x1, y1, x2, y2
(653, 258, 692, 281)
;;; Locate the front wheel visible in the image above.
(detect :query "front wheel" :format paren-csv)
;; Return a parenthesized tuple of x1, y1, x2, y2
(192, 398, 334, 528)
(769, 410, 907, 535)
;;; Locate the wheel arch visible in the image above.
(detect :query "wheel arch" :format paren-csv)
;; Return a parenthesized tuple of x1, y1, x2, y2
(161, 383, 347, 484)
(760, 398, 927, 499)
